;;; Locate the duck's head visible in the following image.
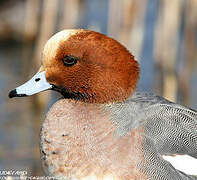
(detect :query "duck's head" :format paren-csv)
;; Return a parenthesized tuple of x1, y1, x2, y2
(9, 29, 139, 103)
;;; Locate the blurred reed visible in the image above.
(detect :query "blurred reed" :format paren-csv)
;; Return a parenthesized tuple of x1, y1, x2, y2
(153, 0, 182, 101)
(178, 0, 197, 105)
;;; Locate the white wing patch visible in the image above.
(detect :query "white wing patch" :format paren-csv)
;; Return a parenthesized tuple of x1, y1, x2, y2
(163, 155, 197, 175)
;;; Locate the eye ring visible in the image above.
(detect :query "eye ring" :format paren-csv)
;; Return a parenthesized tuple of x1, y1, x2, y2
(62, 55, 78, 66)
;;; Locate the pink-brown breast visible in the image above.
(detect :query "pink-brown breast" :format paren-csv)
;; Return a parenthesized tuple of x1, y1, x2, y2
(40, 99, 147, 180)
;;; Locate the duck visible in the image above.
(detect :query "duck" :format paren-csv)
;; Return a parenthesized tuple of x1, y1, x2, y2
(9, 29, 197, 180)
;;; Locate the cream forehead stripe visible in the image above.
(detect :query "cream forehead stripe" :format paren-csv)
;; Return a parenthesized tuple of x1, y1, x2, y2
(42, 30, 79, 63)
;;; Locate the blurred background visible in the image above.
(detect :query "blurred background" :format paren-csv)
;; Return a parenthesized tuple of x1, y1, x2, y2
(0, 0, 197, 177)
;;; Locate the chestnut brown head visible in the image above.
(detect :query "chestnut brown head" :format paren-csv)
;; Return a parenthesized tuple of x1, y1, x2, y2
(9, 29, 139, 103)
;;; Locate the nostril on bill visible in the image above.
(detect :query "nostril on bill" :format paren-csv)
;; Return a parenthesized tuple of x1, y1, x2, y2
(35, 78, 41, 82)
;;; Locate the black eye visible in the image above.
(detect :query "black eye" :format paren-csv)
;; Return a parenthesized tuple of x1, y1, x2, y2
(62, 55, 78, 66)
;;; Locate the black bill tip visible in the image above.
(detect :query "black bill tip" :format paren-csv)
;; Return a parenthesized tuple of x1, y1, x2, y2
(8, 89, 27, 98)
(8, 89, 17, 98)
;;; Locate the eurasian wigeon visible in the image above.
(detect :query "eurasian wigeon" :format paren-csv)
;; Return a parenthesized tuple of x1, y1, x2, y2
(9, 29, 197, 180)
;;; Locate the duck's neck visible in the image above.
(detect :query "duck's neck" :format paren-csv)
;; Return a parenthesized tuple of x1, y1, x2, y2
(41, 99, 115, 140)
